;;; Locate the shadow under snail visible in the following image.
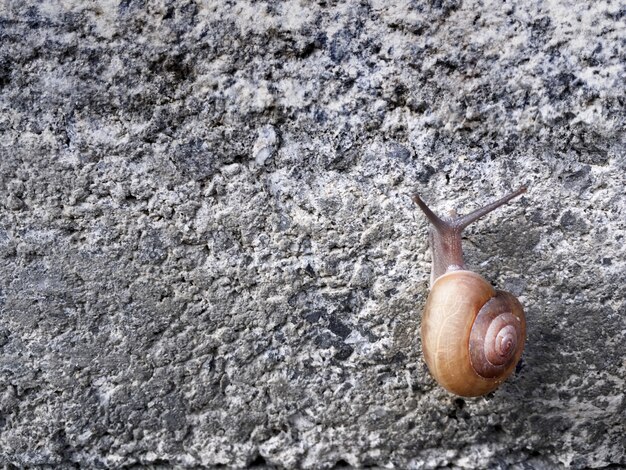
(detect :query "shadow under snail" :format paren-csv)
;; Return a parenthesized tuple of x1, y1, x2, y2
(413, 187, 527, 397)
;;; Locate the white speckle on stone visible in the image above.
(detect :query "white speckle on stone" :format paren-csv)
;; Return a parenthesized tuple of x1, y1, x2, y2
(221, 163, 241, 177)
(252, 125, 279, 165)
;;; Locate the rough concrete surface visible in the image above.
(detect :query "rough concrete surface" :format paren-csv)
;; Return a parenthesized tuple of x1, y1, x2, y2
(0, 0, 625, 468)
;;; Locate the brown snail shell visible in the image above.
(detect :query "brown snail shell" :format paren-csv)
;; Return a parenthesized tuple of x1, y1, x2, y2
(421, 270, 526, 397)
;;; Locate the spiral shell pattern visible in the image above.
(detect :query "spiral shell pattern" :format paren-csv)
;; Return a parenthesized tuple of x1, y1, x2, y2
(469, 291, 525, 379)
(421, 271, 526, 396)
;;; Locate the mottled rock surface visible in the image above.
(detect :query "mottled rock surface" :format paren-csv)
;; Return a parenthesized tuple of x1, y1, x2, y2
(0, 0, 625, 468)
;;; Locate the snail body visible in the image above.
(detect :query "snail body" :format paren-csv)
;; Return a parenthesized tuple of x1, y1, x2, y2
(413, 188, 527, 397)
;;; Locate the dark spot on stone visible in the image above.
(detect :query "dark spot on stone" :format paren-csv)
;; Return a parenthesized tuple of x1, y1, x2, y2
(278, 214, 292, 231)
(407, 98, 428, 114)
(314, 109, 328, 123)
(532, 16, 551, 31)
(547, 72, 579, 100)
(297, 42, 316, 59)
(0, 329, 9, 348)
(328, 315, 351, 338)
(562, 166, 592, 190)
(158, 51, 194, 82)
(391, 352, 407, 364)
(388, 83, 408, 107)
(249, 454, 267, 467)
(417, 164, 436, 183)
(315, 32, 328, 49)
(138, 230, 167, 264)
(387, 143, 411, 162)
(435, 56, 458, 72)
(502, 134, 519, 154)
(559, 211, 576, 227)
(384, 288, 398, 298)
(606, 8, 626, 21)
(119, 0, 145, 13)
(151, 459, 172, 466)
(502, 277, 526, 297)
(0, 57, 11, 90)
(303, 310, 323, 324)
(448, 398, 470, 420)
(304, 263, 316, 277)
(333, 459, 350, 468)
(172, 138, 217, 181)
(334, 344, 354, 361)
(329, 30, 352, 63)
(543, 332, 562, 343)
(572, 139, 609, 165)
(314, 331, 335, 349)
(559, 210, 588, 232)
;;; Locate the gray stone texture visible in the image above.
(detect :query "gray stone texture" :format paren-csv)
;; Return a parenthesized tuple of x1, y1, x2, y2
(0, 0, 625, 468)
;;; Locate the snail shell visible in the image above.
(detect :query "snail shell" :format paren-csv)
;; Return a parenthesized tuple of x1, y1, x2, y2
(421, 270, 526, 397)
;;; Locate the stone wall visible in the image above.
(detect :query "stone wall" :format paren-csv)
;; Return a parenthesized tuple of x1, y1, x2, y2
(0, 1, 624, 468)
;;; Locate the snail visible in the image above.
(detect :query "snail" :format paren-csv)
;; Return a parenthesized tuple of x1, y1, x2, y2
(413, 187, 527, 397)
